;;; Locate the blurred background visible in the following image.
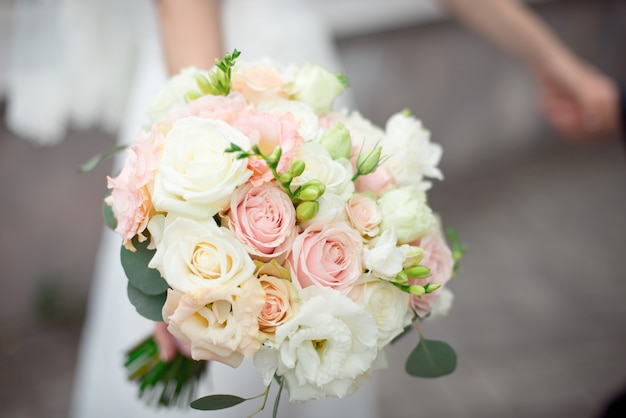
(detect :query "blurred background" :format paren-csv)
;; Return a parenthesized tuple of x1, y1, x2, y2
(0, 0, 625, 417)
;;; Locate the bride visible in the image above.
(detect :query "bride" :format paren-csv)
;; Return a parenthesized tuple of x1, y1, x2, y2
(67, 0, 373, 417)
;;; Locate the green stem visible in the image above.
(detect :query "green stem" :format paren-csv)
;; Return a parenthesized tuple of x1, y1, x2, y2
(247, 383, 272, 418)
(414, 319, 424, 339)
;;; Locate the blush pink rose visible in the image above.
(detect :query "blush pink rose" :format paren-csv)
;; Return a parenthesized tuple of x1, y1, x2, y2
(347, 193, 382, 238)
(226, 182, 297, 262)
(409, 229, 454, 318)
(167, 92, 247, 124)
(231, 110, 303, 185)
(288, 222, 363, 294)
(105, 123, 168, 250)
(354, 164, 395, 196)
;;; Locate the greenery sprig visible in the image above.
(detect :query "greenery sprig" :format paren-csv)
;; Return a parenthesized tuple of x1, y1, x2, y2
(186, 49, 241, 101)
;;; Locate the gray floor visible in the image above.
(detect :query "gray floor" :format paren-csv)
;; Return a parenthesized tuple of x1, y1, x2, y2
(1, 0, 625, 417)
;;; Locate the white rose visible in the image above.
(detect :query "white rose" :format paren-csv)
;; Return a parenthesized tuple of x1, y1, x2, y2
(363, 228, 406, 280)
(291, 143, 354, 201)
(148, 216, 255, 293)
(349, 273, 414, 347)
(149, 67, 201, 122)
(378, 185, 436, 244)
(382, 112, 443, 190)
(152, 117, 252, 219)
(253, 286, 378, 401)
(257, 98, 321, 142)
(289, 63, 345, 114)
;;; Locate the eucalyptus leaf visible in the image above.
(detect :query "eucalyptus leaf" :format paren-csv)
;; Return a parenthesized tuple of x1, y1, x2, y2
(78, 144, 128, 172)
(127, 282, 166, 321)
(120, 239, 169, 295)
(190, 394, 248, 410)
(102, 199, 117, 230)
(405, 338, 457, 378)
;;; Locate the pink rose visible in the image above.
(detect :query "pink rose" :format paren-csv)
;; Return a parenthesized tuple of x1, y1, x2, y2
(354, 164, 395, 196)
(162, 278, 265, 368)
(409, 229, 454, 318)
(288, 222, 363, 294)
(231, 110, 303, 185)
(347, 193, 382, 238)
(167, 92, 247, 124)
(105, 123, 168, 250)
(226, 182, 297, 262)
(231, 62, 291, 104)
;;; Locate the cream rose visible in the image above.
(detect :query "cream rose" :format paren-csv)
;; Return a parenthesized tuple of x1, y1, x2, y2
(148, 216, 255, 293)
(378, 185, 436, 244)
(297, 191, 348, 231)
(162, 278, 265, 367)
(253, 286, 378, 401)
(231, 60, 291, 105)
(288, 222, 363, 294)
(151, 117, 252, 219)
(225, 182, 297, 262)
(349, 273, 414, 347)
(149, 66, 202, 122)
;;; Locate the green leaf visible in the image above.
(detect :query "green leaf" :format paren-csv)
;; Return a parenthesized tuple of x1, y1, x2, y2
(405, 338, 457, 378)
(127, 281, 166, 321)
(78, 144, 128, 172)
(120, 238, 169, 295)
(190, 394, 248, 410)
(102, 199, 117, 230)
(273, 376, 284, 418)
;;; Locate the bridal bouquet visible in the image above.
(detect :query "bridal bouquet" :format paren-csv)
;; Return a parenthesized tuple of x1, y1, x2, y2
(99, 50, 464, 415)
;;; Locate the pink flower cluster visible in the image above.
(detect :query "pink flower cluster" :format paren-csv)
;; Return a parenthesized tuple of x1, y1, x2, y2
(105, 57, 457, 402)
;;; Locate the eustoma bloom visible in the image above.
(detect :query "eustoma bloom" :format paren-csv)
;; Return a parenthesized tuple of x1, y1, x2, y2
(104, 50, 461, 413)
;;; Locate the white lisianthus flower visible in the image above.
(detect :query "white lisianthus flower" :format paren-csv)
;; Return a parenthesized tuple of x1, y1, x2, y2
(349, 273, 414, 347)
(378, 185, 436, 244)
(363, 228, 406, 280)
(148, 216, 255, 293)
(382, 112, 443, 190)
(149, 67, 201, 122)
(289, 63, 345, 115)
(257, 99, 321, 142)
(253, 286, 378, 401)
(151, 117, 252, 219)
(162, 277, 265, 367)
(291, 143, 354, 201)
(298, 191, 348, 230)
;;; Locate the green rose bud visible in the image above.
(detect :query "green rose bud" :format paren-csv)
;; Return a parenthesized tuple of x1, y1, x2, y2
(394, 271, 409, 285)
(267, 146, 283, 166)
(409, 285, 426, 297)
(288, 159, 306, 177)
(277, 172, 293, 184)
(296, 201, 319, 222)
(356, 146, 382, 176)
(184, 90, 202, 102)
(194, 73, 212, 94)
(320, 122, 352, 160)
(424, 283, 441, 293)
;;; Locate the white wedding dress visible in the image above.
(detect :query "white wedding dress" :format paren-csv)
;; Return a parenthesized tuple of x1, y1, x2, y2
(6, 0, 377, 417)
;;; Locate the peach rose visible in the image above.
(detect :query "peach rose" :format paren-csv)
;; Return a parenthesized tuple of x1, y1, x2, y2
(288, 222, 363, 294)
(257, 274, 299, 337)
(166, 92, 247, 124)
(231, 110, 303, 185)
(225, 182, 297, 262)
(232, 61, 291, 105)
(409, 228, 454, 318)
(162, 278, 265, 368)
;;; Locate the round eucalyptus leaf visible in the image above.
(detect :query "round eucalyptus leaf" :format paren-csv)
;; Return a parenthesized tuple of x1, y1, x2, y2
(120, 239, 169, 295)
(405, 338, 457, 378)
(127, 282, 167, 322)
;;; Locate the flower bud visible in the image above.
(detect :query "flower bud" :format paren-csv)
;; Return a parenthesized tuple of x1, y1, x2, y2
(184, 90, 202, 103)
(277, 172, 292, 184)
(296, 201, 319, 222)
(288, 159, 306, 177)
(297, 180, 325, 201)
(404, 265, 431, 279)
(409, 285, 426, 297)
(195, 73, 212, 94)
(267, 146, 282, 165)
(394, 271, 409, 285)
(424, 283, 441, 294)
(320, 122, 352, 160)
(356, 146, 382, 176)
